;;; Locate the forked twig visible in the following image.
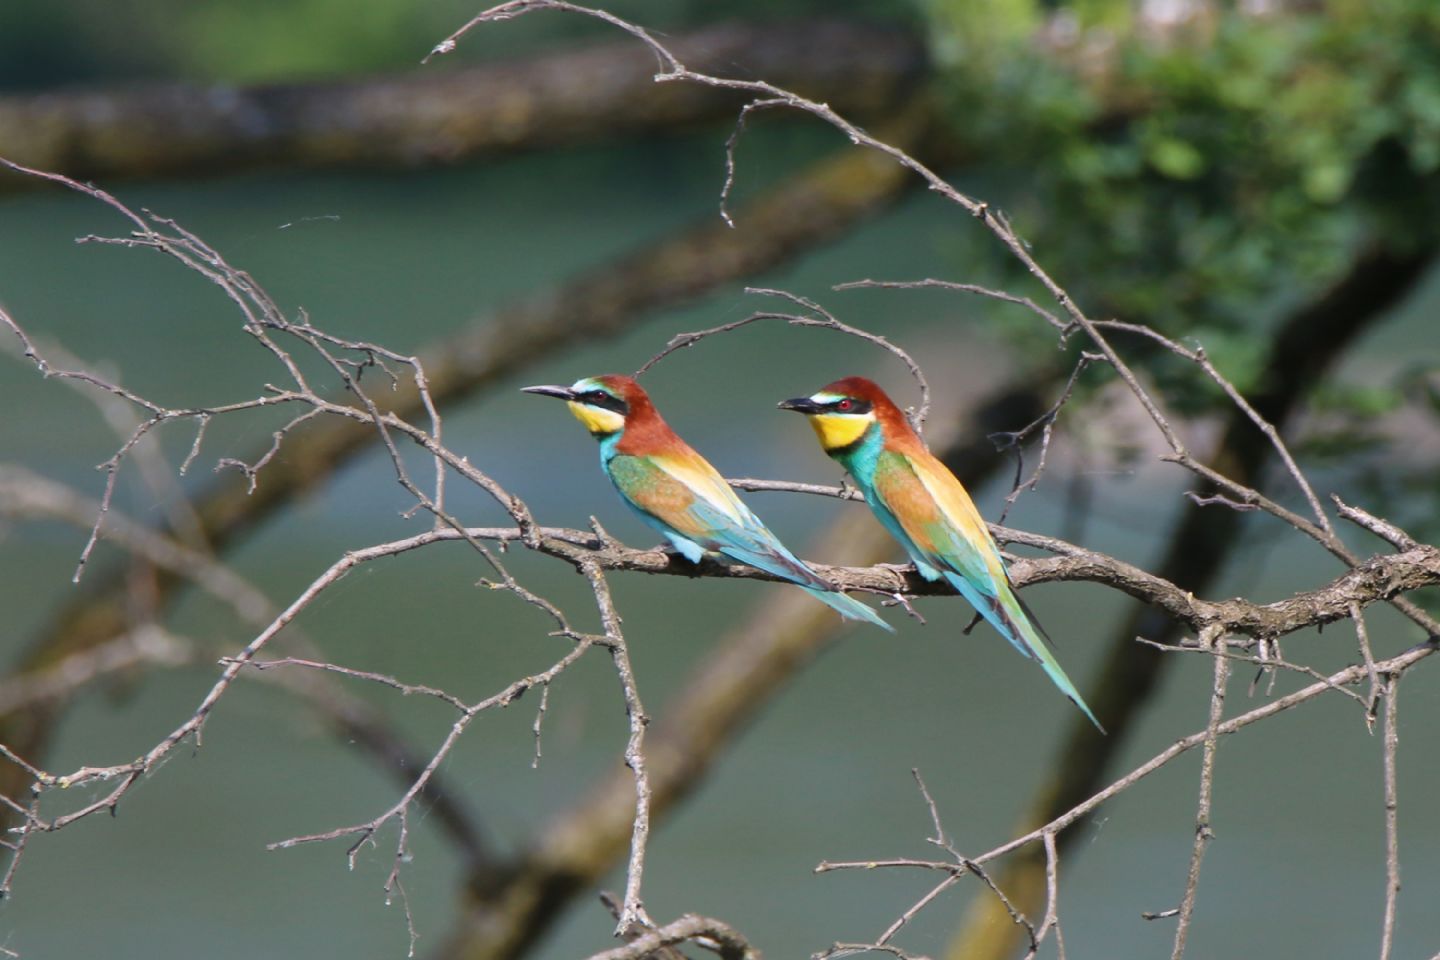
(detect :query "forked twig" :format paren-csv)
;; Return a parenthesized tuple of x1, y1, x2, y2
(634, 287, 931, 431)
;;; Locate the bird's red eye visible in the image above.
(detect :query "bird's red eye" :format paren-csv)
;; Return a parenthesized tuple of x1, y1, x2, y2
(836, 398, 853, 411)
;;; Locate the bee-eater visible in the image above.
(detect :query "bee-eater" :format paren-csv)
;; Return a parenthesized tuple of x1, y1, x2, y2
(779, 376, 1101, 729)
(522, 374, 890, 629)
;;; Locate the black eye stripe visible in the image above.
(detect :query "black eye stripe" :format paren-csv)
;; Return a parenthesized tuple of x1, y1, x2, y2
(827, 397, 870, 414)
(580, 390, 629, 415)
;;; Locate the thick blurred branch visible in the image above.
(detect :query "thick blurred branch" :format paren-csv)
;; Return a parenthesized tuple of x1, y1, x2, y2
(2, 0, 1339, 191)
(946, 241, 1439, 960)
(0, 20, 923, 187)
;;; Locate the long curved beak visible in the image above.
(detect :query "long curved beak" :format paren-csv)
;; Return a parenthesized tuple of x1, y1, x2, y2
(778, 397, 824, 414)
(521, 384, 577, 401)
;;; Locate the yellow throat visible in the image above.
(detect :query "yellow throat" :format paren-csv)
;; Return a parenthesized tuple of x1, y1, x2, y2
(808, 412, 872, 450)
(567, 400, 626, 435)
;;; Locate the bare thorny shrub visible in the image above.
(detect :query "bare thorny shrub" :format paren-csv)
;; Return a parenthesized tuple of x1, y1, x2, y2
(1, 3, 1437, 958)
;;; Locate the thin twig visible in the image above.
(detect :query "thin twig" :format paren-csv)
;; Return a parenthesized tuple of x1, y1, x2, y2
(991, 351, 1101, 523)
(1333, 495, 1417, 552)
(582, 561, 653, 934)
(835, 277, 1067, 333)
(1094, 320, 1334, 535)
(1352, 602, 1382, 725)
(1379, 674, 1401, 960)
(1035, 832, 1065, 960)
(1171, 626, 1231, 959)
(633, 287, 931, 431)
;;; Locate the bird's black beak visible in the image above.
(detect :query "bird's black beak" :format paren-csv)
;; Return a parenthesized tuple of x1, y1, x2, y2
(521, 384, 577, 401)
(778, 397, 824, 414)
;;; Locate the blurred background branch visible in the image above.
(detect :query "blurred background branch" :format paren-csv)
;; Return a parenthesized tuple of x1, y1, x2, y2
(0, 20, 924, 187)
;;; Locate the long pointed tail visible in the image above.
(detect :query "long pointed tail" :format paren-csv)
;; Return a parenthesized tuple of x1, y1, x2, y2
(712, 531, 892, 631)
(803, 586, 893, 631)
(1012, 612, 1104, 732)
(946, 573, 1103, 731)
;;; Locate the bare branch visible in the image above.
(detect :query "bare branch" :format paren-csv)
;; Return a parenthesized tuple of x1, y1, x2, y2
(834, 277, 1067, 333)
(991, 352, 1101, 523)
(0, 75, 929, 870)
(977, 640, 1435, 867)
(1170, 627, 1231, 959)
(582, 913, 760, 960)
(1135, 636, 1369, 710)
(1334, 495, 1418, 552)
(1035, 832, 1065, 960)
(1094, 320, 1334, 535)
(1183, 491, 1260, 512)
(1351, 602, 1383, 724)
(720, 97, 792, 227)
(264, 634, 596, 856)
(63, 519, 1421, 648)
(580, 560, 654, 934)
(3, 6, 1435, 956)
(1379, 675, 1401, 960)
(633, 287, 930, 430)
(226, 658, 470, 712)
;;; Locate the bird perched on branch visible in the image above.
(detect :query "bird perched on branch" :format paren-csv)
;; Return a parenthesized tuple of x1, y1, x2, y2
(522, 374, 890, 629)
(779, 376, 1101, 729)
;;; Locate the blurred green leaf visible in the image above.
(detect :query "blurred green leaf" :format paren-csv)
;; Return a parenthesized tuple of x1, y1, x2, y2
(1147, 136, 1206, 180)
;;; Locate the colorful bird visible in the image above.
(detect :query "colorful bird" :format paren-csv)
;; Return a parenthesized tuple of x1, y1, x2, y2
(522, 374, 890, 629)
(779, 376, 1101, 729)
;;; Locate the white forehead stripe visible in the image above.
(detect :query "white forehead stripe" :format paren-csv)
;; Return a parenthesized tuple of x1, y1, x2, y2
(809, 391, 873, 417)
(571, 377, 602, 392)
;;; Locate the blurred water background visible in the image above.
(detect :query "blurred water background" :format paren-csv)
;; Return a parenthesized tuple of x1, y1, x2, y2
(1, 2, 1438, 958)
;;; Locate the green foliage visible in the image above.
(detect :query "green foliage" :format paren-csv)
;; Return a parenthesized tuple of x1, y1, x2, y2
(168, 0, 457, 81)
(1297, 383, 1404, 462)
(922, 0, 1440, 337)
(920, 0, 1440, 439)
